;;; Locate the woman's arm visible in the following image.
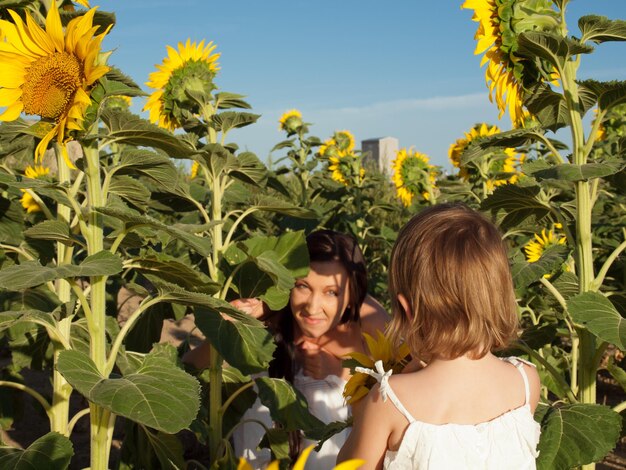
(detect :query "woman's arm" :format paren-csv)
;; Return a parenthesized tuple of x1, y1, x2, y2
(338, 384, 391, 470)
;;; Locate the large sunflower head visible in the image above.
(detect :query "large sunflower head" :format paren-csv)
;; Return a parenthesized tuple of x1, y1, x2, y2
(144, 39, 220, 131)
(524, 225, 567, 263)
(462, 0, 561, 126)
(20, 165, 50, 213)
(343, 331, 411, 405)
(0, 2, 111, 166)
(391, 148, 437, 207)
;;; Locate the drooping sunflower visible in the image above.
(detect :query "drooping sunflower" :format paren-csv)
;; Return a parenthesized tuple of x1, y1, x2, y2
(278, 109, 303, 134)
(20, 165, 50, 213)
(449, 123, 521, 190)
(237, 444, 364, 470)
(343, 331, 411, 405)
(0, 2, 111, 166)
(334, 130, 355, 154)
(392, 148, 437, 207)
(144, 39, 221, 131)
(524, 226, 567, 263)
(462, 0, 560, 126)
(328, 153, 364, 186)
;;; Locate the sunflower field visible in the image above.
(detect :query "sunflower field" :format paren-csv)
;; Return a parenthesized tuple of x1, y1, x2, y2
(0, 0, 624, 469)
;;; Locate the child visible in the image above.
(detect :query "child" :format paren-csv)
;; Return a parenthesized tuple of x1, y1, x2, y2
(338, 203, 541, 469)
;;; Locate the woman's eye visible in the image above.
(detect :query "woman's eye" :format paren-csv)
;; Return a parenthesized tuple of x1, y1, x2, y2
(327, 290, 339, 297)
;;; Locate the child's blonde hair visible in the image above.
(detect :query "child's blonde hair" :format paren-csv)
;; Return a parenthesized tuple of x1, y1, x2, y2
(387, 203, 518, 361)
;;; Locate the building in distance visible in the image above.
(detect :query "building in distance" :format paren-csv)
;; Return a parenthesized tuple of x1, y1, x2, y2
(361, 137, 398, 176)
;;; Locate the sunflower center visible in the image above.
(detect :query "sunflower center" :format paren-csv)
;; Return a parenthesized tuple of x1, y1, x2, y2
(22, 52, 84, 120)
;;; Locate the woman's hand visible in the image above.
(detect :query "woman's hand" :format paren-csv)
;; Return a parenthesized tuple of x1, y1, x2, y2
(296, 340, 345, 380)
(230, 298, 265, 319)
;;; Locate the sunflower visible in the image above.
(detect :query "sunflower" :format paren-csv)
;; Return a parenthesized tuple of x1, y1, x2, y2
(236, 444, 364, 470)
(318, 137, 336, 158)
(343, 331, 411, 405)
(391, 148, 437, 207)
(20, 165, 50, 213)
(190, 160, 200, 179)
(144, 39, 220, 131)
(462, 0, 560, 126)
(328, 154, 351, 185)
(524, 226, 567, 263)
(0, 2, 111, 166)
(334, 130, 355, 154)
(449, 123, 521, 190)
(278, 109, 303, 134)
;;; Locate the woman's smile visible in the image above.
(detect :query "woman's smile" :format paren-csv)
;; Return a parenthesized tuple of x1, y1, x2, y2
(290, 260, 351, 339)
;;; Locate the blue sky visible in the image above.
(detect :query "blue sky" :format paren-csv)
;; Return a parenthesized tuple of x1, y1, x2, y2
(97, 0, 626, 168)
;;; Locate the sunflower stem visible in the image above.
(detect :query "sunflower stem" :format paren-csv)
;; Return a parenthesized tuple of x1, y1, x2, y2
(50, 144, 74, 437)
(83, 142, 116, 470)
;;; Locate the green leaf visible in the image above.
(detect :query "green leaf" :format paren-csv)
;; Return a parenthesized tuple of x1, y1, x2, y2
(224, 232, 309, 310)
(96, 206, 212, 257)
(255, 377, 326, 439)
(598, 82, 626, 111)
(211, 111, 260, 133)
(249, 195, 318, 218)
(460, 128, 542, 165)
(537, 404, 621, 470)
(116, 149, 180, 193)
(193, 305, 276, 375)
(481, 184, 550, 230)
(0, 432, 73, 469)
(57, 349, 200, 434)
(511, 245, 569, 288)
(528, 161, 625, 182)
(0, 251, 122, 290)
(142, 427, 186, 470)
(227, 151, 268, 187)
(606, 356, 626, 394)
(109, 175, 151, 208)
(568, 291, 626, 349)
(24, 220, 77, 246)
(98, 110, 196, 158)
(129, 256, 219, 294)
(215, 92, 252, 110)
(579, 15, 626, 44)
(517, 32, 594, 70)
(524, 83, 569, 132)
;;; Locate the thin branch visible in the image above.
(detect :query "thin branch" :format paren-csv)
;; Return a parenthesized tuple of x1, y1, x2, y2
(0, 381, 52, 416)
(104, 296, 164, 375)
(593, 239, 626, 290)
(219, 381, 254, 415)
(223, 207, 259, 249)
(539, 277, 568, 311)
(68, 408, 91, 436)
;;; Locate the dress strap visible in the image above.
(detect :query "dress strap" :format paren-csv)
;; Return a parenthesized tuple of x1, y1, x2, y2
(355, 360, 416, 423)
(502, 357, 534, 406)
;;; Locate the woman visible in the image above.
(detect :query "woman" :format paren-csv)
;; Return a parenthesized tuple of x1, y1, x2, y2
(185, 230, 388, 468)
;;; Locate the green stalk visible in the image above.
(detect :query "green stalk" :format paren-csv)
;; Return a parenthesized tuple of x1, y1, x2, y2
(208, 172, 225, 463)
(83, 143, 116, 470)
(51, 144, 74, 436)
(562, 58, 597, 470)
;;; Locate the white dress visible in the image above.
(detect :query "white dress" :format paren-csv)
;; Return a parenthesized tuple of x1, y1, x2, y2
(359, 357, 541, 470)
(233, 371, 350, 470)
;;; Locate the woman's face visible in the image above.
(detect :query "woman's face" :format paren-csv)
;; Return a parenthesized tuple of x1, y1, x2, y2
(290, 260, 351, 339)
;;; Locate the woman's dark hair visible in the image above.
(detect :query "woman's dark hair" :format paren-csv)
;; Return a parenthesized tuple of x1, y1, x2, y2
(265, 230, 368, 459)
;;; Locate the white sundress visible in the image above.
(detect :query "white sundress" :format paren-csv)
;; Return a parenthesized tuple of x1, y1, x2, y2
(233, 371, 350, 470)
(357, 357, 541, 470)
